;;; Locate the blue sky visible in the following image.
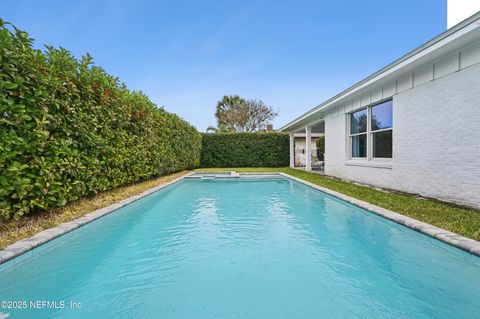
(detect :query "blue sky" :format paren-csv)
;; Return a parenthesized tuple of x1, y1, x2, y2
(2, 0, 446, 131)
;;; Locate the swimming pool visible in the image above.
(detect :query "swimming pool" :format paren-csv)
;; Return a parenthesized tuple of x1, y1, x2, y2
(1, 175, 479, 318)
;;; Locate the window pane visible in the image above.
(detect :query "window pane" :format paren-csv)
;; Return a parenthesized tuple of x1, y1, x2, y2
(351, 134, 367, 157)
(371, 100, 392, 131)
(351, 109, 367, 134)
(373, 130, 392, 158)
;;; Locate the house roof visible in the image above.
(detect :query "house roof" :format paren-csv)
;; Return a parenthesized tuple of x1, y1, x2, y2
(280, 11, 480, 132)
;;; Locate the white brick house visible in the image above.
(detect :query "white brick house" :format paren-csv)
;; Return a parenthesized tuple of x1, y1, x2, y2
(280, 7, 480, 208)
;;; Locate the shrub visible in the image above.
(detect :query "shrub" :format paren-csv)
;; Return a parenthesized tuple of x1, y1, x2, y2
(316, 135, 325, 160)
(200, 132, 289, 167)
(0, 20, 201, 220)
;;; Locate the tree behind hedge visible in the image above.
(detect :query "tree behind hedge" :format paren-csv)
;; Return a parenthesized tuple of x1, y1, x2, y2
(214, 95, 277, 132)
(0, 20, 201, 220)
(200, 133, 289, 167)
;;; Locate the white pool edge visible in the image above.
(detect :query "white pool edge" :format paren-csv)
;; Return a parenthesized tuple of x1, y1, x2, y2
(279, 172, 480, 257)
(1, 170, 479, 265)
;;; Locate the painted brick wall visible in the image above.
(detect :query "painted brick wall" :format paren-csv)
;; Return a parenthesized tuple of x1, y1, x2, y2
(325, 63, 480, 208)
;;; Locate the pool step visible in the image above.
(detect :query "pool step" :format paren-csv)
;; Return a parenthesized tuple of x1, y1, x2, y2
(186, 171, 241, 179)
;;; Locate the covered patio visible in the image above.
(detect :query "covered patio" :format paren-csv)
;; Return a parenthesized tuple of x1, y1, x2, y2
(287, 121, 325, 172)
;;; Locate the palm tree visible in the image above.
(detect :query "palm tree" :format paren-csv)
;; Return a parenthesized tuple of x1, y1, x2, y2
(214, 95, 277, 132)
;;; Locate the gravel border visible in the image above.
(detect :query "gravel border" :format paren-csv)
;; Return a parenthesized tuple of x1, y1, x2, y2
(279, 172, 480, 256)
(1, 170, 479, 266)
(0, 172, 195, 265)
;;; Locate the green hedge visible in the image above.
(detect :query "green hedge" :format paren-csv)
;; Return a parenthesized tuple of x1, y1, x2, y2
(0, 20, 201, 220)
(200, 133, 289, 167)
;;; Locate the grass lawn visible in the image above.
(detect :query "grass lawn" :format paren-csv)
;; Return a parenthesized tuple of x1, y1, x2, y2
(1, 167, 479, 250)
(197, 167, 480, 241)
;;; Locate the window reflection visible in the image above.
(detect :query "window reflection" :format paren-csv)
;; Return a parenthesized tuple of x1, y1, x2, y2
(371, 100, 392, 131)
(351, 109, 367, 134)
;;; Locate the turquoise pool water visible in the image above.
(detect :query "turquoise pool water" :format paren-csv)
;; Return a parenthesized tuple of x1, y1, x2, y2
(1, 176, 479, 318)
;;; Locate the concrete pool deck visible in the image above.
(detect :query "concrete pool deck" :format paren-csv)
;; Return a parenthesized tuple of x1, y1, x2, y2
(1, 171, 479, 266)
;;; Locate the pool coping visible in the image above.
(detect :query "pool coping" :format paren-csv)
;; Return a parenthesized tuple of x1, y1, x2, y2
(1, 170, 479, 265)
(0, 172, 196, 265)
(278, 172, 480, 257)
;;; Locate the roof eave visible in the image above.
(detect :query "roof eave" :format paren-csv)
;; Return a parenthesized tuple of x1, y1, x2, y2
(279, 11, 480, 132)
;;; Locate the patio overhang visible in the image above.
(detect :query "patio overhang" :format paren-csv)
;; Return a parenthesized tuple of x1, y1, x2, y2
(288, 122, 324, 172)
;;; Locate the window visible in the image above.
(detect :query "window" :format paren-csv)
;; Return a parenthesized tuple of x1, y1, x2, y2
(349, 100, 393, 159)
(371, 100, 393, 158)
(350, 109, 367, 157)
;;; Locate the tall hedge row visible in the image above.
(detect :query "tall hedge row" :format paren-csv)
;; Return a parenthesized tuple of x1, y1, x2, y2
(200, 133, 289, 167)
(0, 20, 201, 220)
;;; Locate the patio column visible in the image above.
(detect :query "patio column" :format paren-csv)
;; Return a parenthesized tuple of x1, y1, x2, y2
(305, 126, 312, 171)
(289, 132, 295, 168)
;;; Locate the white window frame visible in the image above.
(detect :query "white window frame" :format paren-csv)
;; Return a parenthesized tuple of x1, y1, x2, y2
(349, 108, 368, 159)
(347, 99, 393, 163)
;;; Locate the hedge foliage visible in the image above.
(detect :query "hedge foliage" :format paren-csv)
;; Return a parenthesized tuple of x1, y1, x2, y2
(0, 20, 201, 220)
(200, 132, 289, 167)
